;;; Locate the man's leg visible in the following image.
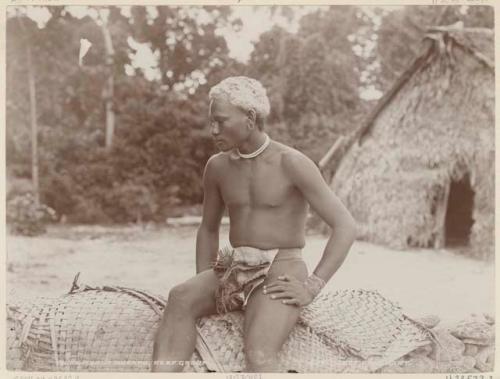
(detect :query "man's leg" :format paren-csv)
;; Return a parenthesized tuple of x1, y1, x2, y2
(243, 259, 308, 372)
(152, 269, 219, 372)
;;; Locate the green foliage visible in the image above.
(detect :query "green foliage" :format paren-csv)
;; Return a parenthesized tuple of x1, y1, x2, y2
(7, 194, 57, 236)
(247, 6, 366, 160)
(6, 6, 225, 224)
(130, 6, 233, 87)
(6, 5, 494, 226)
(34, 74, 217, 223)
(111, 183, 158, 223)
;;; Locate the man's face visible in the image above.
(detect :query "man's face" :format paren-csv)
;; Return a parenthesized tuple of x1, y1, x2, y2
(208, 98, 250, 152)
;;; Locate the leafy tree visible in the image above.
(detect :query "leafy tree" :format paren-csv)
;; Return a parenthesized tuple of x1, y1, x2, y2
(11, 5, 491, 225)
(247, 6, 366, 160)
(130, 6, 234, 89)
(6, 5, 237, 224)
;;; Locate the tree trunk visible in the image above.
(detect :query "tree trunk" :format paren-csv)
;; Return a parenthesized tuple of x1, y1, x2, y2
(27, 46, 39, 205)
(99, 14, 115, 150)
(18, 17, 39, 205)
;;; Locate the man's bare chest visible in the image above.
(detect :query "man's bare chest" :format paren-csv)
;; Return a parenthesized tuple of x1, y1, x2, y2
(218, 159, 297, 208)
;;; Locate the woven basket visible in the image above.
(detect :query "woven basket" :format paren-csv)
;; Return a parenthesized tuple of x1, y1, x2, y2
(7, 274, 437, 373)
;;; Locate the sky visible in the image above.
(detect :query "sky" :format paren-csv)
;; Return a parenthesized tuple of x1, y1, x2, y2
(18, 5, 393, 100)
(19, 5, 316, 62)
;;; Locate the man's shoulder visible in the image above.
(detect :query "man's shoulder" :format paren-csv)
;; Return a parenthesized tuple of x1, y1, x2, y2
(274, 142, 314, 169)
(204, 152, 229, 176)
(273, 143, 318, 183)
(206, 151, 227, 165)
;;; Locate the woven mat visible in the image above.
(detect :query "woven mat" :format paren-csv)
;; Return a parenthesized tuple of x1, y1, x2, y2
(196, 289, 436, 372)
(7, 276, 436, 372)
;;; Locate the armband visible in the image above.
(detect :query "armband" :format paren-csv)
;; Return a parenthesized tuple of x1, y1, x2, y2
(303, 273, 326, 298)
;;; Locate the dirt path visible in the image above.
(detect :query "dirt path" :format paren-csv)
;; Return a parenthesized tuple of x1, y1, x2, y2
(7, 225, 494, 326)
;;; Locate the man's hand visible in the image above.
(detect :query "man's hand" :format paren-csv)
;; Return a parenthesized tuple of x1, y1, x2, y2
(262, 274, 314, 307)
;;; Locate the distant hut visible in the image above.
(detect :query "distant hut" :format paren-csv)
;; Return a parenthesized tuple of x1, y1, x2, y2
(326, 26, 494, 259)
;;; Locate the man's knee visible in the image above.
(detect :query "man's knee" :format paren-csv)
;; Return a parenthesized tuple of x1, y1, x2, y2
(154, 283, 198, 340)
(244, 347, 279, 372)
(166, 283, 197, 313)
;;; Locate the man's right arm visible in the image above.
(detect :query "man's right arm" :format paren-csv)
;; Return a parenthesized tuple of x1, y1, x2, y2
(196, 155, 225, 274)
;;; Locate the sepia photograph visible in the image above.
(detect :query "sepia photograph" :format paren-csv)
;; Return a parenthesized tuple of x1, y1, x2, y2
(4, 2, 496, 374)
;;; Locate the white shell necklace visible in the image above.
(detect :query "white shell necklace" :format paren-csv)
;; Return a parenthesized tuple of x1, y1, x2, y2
(237, 134, 271, 159)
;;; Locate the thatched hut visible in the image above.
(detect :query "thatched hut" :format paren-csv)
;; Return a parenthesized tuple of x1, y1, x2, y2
(327, 26, 494, 259)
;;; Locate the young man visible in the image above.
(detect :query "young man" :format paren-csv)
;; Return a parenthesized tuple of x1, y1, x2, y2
(152, 76, 357, 373)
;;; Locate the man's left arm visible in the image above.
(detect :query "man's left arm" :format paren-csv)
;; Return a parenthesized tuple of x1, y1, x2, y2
(285, 151, 357, 280)
(264, 151, 357, 306)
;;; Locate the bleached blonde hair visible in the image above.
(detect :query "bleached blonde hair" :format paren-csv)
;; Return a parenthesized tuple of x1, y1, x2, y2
(208, 76, 271, 128)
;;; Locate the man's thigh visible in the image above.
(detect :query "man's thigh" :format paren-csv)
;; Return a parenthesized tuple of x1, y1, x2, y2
(169, 269, 219, 318)
(243, 259, 308, 352)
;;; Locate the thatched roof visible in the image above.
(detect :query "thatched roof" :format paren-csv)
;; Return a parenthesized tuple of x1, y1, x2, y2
(320, 25, 494, 167)
(327, 26, 494, 259)
(359, 26, 492, 143)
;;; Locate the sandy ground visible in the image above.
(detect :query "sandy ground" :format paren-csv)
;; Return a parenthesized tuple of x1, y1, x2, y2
(6, 224, 495, 327)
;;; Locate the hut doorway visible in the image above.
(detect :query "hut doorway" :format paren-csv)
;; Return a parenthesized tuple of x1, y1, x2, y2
(444, 173, 475, 247)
